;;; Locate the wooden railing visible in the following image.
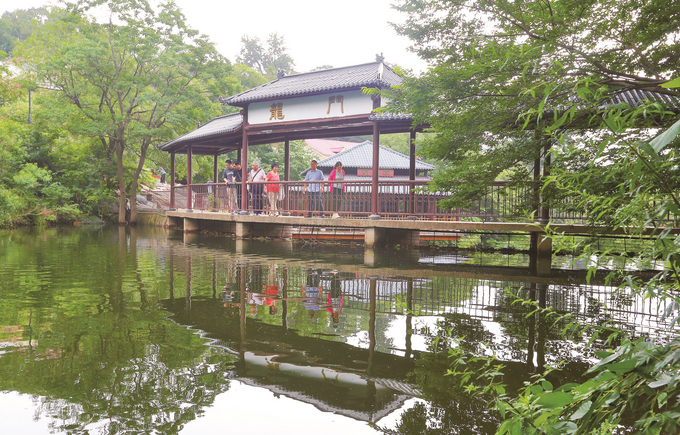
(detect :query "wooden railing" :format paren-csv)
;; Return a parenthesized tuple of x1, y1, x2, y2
(170, 180, 580, 222)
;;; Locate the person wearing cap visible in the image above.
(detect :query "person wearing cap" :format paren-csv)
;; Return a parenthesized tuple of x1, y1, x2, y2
(303, 159, 325, 218)
(248, 161, 266, 214)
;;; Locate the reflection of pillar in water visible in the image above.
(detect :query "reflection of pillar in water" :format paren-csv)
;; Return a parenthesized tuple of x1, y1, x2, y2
(212, 257, 217, 299)
(405, 277, 413, 359)
(364, 248, 376, 267)
(282, 266, 289, 330)
(183, 231, 198, 245)
(169, 245, 175, 301)
(527, 282, 536, 370)
(240, 264, 247, 344)
(537, 284, 547, 371)
(185, 255, 192, 310)
(235, 239, 246, 254)
(367, 277, 377, 376)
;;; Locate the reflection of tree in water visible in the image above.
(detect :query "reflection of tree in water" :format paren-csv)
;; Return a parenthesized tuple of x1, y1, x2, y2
(9, 346, 236, 434)
(378, 313, 499, 434)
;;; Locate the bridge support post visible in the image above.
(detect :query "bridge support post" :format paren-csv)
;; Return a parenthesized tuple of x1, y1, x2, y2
(235, 221, 251, 238)
(183, 217, 199, 232)
(530, 233, 552, 276)
(166, 215, 181, 229)
(365, 227, 420, 248)
(365, 227, 385, 247)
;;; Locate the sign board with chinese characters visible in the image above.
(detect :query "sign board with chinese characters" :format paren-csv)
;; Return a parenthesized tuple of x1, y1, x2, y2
(247, 90, 373, 125)
(357, 169, 394, 177)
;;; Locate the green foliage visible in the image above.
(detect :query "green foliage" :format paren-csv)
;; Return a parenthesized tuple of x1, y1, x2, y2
(0, 7, 49, 54)
(384, 1, 680, 433)
(15, 0, 237, 223)
(385, 0, 680, 210)
(237, 32, 295, 78)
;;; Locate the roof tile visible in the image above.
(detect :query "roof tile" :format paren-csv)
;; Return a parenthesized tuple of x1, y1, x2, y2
(224, 62, 403, 106)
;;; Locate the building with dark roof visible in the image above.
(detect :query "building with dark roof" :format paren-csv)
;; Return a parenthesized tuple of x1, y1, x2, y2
(301, 140, 435, 181)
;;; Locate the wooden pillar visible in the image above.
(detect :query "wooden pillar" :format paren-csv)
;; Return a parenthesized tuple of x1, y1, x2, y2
(240, 110, 249, 213)
(187, 146, 193, 210)
(284, 139, 290, 212)
(213, 154, 219, 210)
(409, 131, 416, 216)
(371, 122, 380, 217)
(170, 153, 176, 209)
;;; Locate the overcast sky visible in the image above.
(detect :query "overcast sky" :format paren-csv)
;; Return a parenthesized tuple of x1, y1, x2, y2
(3, 0, 428, 74)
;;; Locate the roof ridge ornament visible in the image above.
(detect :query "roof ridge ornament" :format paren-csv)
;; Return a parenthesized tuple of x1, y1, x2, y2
(376, 53, 384, 84)
(277, 70, 285, 79)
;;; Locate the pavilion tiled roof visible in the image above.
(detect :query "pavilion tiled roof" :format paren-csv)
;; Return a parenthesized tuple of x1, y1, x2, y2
(223, 62, 403, 106)
(301, 140, 436, 175)
(603, 88, 680, 109)
(158, 113, 242, 150)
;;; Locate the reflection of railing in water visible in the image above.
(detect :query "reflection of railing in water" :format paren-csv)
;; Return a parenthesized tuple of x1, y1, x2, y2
(173, 254, 675, 340)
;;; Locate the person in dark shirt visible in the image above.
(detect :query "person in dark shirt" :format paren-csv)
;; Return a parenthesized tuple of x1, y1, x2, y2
(233, 161, 243, 211)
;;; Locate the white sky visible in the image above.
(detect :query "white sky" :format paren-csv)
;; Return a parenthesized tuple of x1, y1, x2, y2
(2, 0, 428, 74)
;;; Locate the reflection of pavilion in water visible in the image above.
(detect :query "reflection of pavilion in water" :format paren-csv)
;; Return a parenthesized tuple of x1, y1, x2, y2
(159, 239, 676, 422)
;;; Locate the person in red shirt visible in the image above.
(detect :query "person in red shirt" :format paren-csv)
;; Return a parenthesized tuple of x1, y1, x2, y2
(328, 161, 346, 218)
(265, 163, 281, 216)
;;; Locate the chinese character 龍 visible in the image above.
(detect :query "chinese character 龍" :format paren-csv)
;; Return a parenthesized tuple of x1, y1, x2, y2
(269, 103, 285, 120)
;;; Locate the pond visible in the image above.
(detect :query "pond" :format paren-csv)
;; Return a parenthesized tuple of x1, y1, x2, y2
(0, 226, 674, 434)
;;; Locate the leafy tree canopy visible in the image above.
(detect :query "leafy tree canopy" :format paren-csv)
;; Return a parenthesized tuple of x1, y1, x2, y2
(15, 0, 238, 224)
(237, 32, 295, 78)
(385, 0, 680, 206)
(0, 7, 49, 55)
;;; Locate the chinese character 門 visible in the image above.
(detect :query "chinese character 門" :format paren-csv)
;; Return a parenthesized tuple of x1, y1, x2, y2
(327, 95, 344, 114)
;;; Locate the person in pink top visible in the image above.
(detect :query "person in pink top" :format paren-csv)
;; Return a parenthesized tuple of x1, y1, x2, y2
(265, 163, 280, 216)
(327, 161, 346, 218)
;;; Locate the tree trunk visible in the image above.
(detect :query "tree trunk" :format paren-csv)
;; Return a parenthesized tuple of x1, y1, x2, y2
(129, 141, 150, 225)
(116, 145, 127, 224)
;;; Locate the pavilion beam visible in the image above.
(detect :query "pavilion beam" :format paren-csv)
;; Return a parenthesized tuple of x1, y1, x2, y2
(187, 145, 193, 211)
(371, 122, 380, 218)
(170, 152, 176, 210)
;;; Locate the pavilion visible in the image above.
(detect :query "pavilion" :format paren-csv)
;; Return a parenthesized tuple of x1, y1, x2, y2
(158, 57, 427, 217)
